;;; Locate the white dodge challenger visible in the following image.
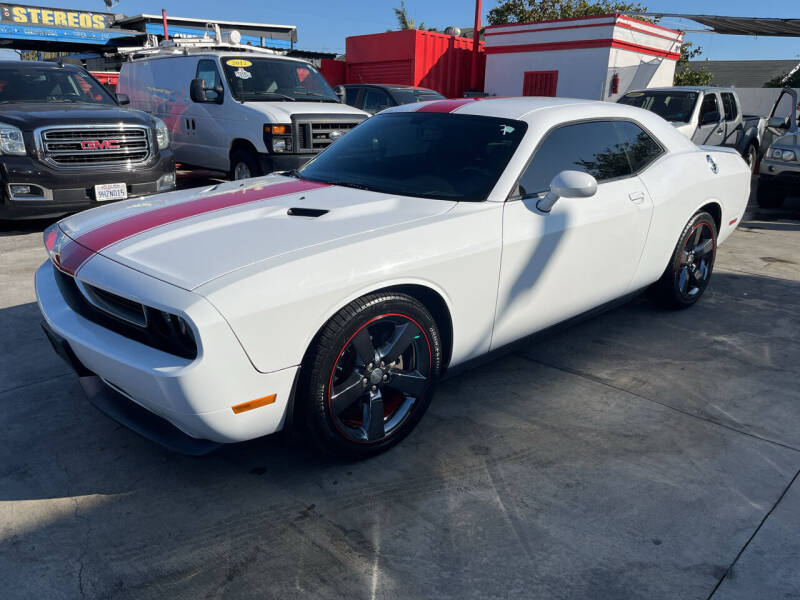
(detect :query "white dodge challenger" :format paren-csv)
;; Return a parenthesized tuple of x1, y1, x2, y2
(36, 97, 750, 457)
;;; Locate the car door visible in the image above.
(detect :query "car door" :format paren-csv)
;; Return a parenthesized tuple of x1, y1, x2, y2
(491, 120, 661, 350)
(720, 92, 742, 148)
(692, 92, 725, 146)
(182, 58, 228, 171)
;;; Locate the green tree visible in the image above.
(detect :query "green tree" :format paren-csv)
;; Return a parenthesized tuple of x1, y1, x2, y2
(487, 0, 649, 25)
(673, 42, 713, 86)
(393, 1, 437, 31)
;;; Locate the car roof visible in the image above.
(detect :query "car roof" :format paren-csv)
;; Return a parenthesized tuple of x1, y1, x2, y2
(386, 96, 595, 120)
(626, 86, 735, 93)
(0, 60, 75, 69)
(342, 83, 439, 92)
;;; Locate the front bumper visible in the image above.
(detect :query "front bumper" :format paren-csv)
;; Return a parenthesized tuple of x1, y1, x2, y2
(35, 259, 298, 449)
(0, 151, 176, 219)
(759, 158, 800, 192)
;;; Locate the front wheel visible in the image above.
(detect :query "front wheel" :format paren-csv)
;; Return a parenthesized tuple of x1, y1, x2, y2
(299, 293, 442, 458)
(650, 211, 717, 309)
(229, 149, 261, 181)
(744, 143, 758, 174)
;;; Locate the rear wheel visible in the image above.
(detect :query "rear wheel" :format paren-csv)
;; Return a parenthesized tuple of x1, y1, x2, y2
(299, 293, 442, 458)
(650, 211, 717, 309)
(229, 149, 261, 181)
(744, 143, 758, 174)
(757, 179, 785, 208)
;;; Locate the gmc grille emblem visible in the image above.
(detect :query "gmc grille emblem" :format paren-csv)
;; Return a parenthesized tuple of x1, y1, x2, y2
(81, 139, 121, 150)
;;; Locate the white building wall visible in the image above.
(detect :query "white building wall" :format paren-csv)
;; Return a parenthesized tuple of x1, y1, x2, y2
(604, 47, 678, 102)
(485, 48, 611, 99)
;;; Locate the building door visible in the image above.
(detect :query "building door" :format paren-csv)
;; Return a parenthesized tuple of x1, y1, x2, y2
(522, 71, 558, 97)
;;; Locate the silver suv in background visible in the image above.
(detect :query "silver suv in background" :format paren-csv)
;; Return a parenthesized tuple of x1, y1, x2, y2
(619, 86, 765, 171)
(757, 88, 799, 208)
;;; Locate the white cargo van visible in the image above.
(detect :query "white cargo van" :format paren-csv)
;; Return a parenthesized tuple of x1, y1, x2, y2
(118, 38, 369, 180)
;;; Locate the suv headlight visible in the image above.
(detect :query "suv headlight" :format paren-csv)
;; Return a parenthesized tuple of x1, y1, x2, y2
(154, 117, 170, 150)
(770, 147, 796, 161)
(0, 123, 26, 156)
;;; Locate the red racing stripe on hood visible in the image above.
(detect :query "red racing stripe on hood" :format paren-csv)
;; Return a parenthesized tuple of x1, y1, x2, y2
(60, 179, 328, 274)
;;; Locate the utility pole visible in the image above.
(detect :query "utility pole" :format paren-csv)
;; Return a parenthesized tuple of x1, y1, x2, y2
(470, 0, 482, 91)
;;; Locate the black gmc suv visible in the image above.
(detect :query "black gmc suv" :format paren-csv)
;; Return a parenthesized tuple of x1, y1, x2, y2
(0, 61, 175, 219)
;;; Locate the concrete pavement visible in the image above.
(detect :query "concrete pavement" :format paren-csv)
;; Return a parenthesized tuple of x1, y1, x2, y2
(0, 186, 798, 599)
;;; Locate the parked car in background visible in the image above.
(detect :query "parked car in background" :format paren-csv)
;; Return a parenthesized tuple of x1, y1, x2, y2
(618, 86, 765, 171)
(336, 84, 445, 114)
(37, 97, 749, 458)
(758, 88, 800, 208)
(118, 39, 369, 180)
(0, 61, 175, 220)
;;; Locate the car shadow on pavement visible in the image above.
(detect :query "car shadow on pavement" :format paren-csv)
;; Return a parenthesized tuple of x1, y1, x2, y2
(0, 217, 57, 237)
(1, 271, 799, 599)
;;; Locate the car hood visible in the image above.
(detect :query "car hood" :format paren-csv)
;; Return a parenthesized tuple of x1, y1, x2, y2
(669, 121, 694, 138)
(0, 103, 154, 129)
(240, 101, 368, 123)
(771, 131, 800, 148)
(57, 175, 455, 290)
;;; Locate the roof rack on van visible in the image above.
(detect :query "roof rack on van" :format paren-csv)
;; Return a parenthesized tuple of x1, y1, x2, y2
(117, 24, 279, 60)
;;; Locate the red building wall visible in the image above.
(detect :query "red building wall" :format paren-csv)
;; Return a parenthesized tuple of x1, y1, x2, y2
(343, 29, 484, 98)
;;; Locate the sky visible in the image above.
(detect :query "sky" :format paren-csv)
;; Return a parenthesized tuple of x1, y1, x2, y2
(7, 0, 800, 60)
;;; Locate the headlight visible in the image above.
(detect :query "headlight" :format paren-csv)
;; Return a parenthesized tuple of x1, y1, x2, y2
(0, 122, 26, 156)
(770, 147, 797, 161)
(781, 150, 796, 162)
(154, 117, 170, 150)
(264, 124, 292, 153)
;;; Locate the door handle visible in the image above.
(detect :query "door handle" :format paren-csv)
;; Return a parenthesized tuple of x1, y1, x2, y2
(716, 127, 724, 133)
(629, 191, 645, 204)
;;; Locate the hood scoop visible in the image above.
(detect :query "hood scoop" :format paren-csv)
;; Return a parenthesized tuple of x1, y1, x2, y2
(287, 207, 328, 218)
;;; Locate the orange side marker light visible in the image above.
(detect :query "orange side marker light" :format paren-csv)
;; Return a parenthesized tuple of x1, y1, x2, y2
(231, 394, 277, 414)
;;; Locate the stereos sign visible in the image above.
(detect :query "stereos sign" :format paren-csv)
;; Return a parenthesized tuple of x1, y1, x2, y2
(0, 4, 112, 30)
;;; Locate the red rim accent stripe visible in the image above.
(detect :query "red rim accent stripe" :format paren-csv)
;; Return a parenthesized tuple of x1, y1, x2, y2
(327, 313, 432, 445)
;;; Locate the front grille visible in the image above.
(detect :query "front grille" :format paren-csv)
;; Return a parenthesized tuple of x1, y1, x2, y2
(293, 115, 366, 153)
(52, 266, 197, 359)
(39, 126, 151, 167)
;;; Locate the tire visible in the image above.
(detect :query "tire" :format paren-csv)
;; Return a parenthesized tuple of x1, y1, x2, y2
(650, 211, 717, 309)
(757, 179, 785, 209)
(744, 143, 758, 174)
(299, 292, 442, 458)
(229, 149, 261, 181)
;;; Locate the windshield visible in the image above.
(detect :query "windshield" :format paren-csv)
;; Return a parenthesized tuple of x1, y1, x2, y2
(391, 88, 446, 104)
(618, 91, 698, 123)
(297, 112, 527, 201)
(221, 57, 339, 102)
(0, 67, 116, 105)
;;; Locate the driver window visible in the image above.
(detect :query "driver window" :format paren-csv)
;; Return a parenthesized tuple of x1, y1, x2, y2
(516, 121, 635, 196)
(699, 93, 719, 124)
(196, 59, 222, 101)
(363, 88, 391, 113)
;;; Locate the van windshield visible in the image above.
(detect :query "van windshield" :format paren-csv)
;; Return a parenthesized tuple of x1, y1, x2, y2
(221, 57, 339, 102)
(0, 66, 116, 105)
(618, 91, 698, 123)
(295, 112, 527, 202)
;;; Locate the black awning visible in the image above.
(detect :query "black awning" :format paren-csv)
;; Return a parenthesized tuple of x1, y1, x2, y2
(644, 13, 800, 37)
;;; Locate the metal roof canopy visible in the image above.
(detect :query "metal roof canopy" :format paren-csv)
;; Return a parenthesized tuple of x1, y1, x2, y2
(114, 14, 297, 44)
(645, 13, 800, 37)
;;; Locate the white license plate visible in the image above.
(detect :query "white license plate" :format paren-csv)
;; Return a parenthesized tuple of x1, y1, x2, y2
(95, 183, 128, 202)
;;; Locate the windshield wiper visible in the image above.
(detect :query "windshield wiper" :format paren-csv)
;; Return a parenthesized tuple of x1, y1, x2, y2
(291, 90, 339, 102)
(238, 91, 295, 101)
(283, 168, 305, 179)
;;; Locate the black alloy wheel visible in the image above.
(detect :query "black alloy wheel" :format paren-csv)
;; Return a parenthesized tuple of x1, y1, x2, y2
(651, 211, 717, 309)
(300, 293, 442, 458)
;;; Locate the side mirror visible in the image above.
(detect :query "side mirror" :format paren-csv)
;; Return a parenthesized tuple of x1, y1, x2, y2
(116, 93, 130, 105)
(700, 110, 721, 126)
(334, 85, 345, 103)
(768, 116, 789, 129)
(537, 170, 598, 212)
(190, 78, 207, 103)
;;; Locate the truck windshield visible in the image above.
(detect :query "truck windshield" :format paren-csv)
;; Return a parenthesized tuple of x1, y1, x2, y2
(221, 57, 339, 102)
(296, 112, 527, 202)
(618, 91, 698, 123)
(0, 67, 116, 105)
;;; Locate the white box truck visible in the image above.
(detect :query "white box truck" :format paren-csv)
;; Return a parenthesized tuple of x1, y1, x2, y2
(118, 36, 369, 180)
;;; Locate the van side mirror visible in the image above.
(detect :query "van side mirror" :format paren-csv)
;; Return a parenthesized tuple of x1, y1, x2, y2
(700, 110, 721, 126)
(334, 85, 345, 103)
(116, 93, 130, 105)
(537, 170, 598, 212)
(190, 78, 208, 103)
